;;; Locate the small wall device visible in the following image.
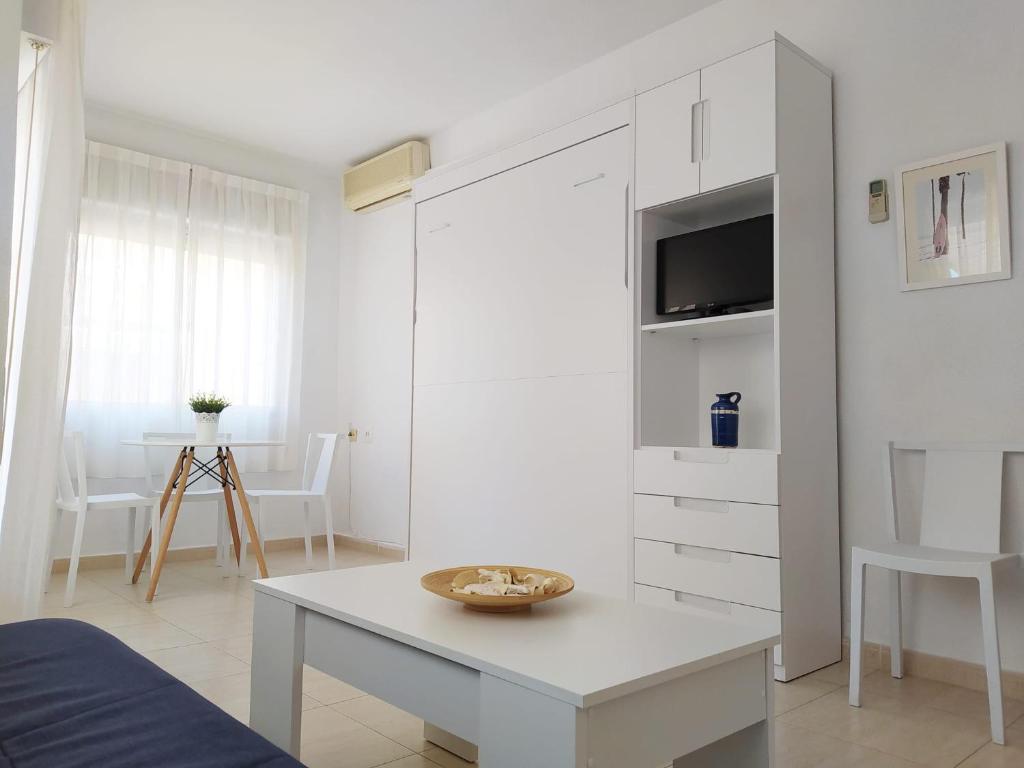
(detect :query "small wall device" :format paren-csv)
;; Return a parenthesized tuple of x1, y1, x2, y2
(868, 179, 889, 223)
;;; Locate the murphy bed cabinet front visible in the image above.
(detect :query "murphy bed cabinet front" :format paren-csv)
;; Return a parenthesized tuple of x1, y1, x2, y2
(633, 36, 840, 682)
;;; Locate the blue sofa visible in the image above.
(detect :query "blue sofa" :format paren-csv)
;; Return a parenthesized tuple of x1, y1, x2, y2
(0, 619, 303, 767)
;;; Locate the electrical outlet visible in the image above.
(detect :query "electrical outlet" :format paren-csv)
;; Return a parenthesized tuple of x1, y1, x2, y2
(362, 429, 374, 443)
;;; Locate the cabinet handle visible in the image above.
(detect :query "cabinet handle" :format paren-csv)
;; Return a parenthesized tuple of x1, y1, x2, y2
(673, 590, 732, 615)
(673, 543, 732, 563)
(624, 184, 629, 288)
(690, 101, 703, 165)
(427, 222, 451, 234)
(573, 172, 605, 188)
(672, 449, 730, 464)
(701, 99, 711, 162)
(673, 497, 729, 514)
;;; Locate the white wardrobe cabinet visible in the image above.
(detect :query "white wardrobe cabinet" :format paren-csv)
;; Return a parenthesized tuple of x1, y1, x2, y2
(633, 37, 838, 681)
(409, 35, 838, 684)
(635, 41, 776, 210)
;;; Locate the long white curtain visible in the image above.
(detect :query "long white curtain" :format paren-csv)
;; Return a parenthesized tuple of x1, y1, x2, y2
(64, 144, 307, 476)
(0, 0, 86, 622)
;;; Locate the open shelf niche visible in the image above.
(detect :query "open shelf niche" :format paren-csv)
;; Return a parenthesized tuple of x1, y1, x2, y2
(637, 177, 779, 451)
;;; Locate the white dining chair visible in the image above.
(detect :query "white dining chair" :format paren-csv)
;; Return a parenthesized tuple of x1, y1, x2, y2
(849, 441, 1021, 745)
(239, 433, 339, 572)
(142, 431, 235, 569)
(50, 432, 157, 607)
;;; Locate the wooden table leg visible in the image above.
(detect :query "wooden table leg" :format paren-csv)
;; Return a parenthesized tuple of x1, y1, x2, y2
(146, 448, 194, 602)
(226, 447, 269, 578)
(217, 448, 242, 566)
(132, 448, 186, 584)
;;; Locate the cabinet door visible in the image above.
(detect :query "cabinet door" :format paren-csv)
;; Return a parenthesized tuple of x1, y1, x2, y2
(634, 72, 701, 210)
(698, 42, 776, 192)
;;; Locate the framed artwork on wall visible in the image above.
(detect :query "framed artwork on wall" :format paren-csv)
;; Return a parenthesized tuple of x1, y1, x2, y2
(894, 142, 1011, 291)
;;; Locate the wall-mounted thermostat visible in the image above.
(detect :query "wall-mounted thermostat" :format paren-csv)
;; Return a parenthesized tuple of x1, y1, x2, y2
(868, 179, 889, 223)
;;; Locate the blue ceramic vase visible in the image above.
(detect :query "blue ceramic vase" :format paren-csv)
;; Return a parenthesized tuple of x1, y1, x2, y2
(710, 392, 741, 448)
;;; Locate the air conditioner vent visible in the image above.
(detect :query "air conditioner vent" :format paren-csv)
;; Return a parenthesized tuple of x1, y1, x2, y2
(343, 141, 430, 212)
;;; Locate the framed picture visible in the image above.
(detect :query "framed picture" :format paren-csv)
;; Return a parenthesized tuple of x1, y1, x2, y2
(894, 142, 1011, 291)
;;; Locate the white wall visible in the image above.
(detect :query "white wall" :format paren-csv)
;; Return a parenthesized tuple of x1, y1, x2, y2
(339, 200, 415, 547)
(49, 104, 349, 558)
(422, 0, 1024, 672)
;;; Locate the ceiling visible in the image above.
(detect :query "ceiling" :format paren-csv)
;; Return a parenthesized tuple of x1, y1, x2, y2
(83, 0, 717, 170)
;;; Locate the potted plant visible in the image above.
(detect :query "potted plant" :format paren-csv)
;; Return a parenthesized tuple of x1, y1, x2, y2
(188, 392, 231, 443)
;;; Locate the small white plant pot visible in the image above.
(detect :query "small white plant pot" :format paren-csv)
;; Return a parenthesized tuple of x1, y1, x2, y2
(194, 412, 220, 443)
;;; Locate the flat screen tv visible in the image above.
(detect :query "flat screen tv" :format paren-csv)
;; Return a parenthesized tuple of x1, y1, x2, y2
(656, 214, 774, 318)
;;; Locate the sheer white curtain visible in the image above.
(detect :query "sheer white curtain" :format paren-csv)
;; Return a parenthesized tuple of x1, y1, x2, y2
(0, 0, 85, 621)
(64, 144, 307, 476)
(185, 165, 306, 470)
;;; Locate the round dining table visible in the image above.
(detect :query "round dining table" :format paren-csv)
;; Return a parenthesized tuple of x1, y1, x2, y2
(121, 438, 284, 601)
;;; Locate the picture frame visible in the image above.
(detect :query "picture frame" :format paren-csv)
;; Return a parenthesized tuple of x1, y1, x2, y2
(894, 142, 1011, 291)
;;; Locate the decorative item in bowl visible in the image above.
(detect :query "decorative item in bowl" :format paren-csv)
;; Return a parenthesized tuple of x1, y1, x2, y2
(420, 565, 574, 613)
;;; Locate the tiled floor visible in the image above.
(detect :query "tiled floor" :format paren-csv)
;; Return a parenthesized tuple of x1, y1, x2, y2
(43, 547, 1022, 767)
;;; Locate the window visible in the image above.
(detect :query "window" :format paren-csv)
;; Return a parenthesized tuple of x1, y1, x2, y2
(65, 142, 307, 476)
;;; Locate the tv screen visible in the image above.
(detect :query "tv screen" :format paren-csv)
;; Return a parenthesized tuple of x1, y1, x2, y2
(656, 214, 774, 317)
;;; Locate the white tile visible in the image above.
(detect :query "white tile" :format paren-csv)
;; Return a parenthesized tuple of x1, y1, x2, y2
(420, 747, 475, 768)
(299, 706, 412, 768)
(43, 598, 161, 630)
(775, 677, 840, 716)
(332, 695, 431, 752)
(212, 633, 254, 663)
(106, 620, 203, 652)
(143, 642, 249, 683)
(303, 665, 366, 705)
(190, 670, 320, 723)
(775, 720, 921, 767)
(779, 687, 992, 767)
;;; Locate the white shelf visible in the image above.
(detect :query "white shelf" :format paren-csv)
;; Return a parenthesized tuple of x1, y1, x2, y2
(641, 309, 775, 340)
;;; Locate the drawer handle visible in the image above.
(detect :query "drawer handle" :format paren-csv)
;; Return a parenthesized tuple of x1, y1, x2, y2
(673, 497, 728, 514)
(673, 543, 732, 563)
(674, 590, 732, 615)
(672, 449, 730, 464)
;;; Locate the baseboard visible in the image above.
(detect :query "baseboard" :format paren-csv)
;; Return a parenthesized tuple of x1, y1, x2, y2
(333, 533, 405, 561)
(841, 638, 1024, 701)
(50, 534, 334, 573)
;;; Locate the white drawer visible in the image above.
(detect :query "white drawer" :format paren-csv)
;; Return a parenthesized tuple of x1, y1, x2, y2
(634, 583, 780, 631)
(634, 494, 779, 557)
(634, 447, 778, 505)
(634, 584, 784, 669)
(634, 538, 781, 611)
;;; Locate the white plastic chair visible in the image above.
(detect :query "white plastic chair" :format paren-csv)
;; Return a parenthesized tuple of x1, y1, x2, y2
(240, 433, 339, 572)
(142, 432, 234, 569)
(849, 441, 1021, 745)
(50, 432, 157, 606)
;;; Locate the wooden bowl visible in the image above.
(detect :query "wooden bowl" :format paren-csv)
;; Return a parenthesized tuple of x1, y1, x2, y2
(420, 565, 574, 613)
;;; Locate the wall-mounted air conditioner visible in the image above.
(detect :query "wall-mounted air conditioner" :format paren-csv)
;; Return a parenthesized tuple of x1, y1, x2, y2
(343, 141, 430, 212)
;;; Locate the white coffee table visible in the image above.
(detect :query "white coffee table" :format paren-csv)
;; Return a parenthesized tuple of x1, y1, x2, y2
(250, 561, 779, 767)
